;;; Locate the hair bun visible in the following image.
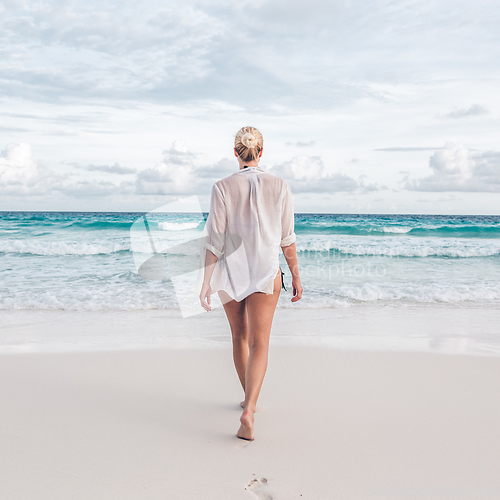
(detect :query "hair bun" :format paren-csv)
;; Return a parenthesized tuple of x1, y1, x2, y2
(241, 132, 258, 148)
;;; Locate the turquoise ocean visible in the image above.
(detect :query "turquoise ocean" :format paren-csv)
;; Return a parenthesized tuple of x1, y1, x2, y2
(1, 211, 500, 312)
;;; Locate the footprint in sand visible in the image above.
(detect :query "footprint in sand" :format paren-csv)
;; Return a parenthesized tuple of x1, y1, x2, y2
(235, 439, 249, 449)
(245, 477, 273, 500)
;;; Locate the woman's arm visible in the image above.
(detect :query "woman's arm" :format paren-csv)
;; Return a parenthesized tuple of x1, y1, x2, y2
(280, 183, 302, 302)
(200, 249, 217, 311)
(199, 183, 227, 312)
(282, 242, 302, 302)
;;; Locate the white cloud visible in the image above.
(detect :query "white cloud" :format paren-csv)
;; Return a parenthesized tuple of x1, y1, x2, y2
(136, 148, 383, 196)
(1, 141, 276, 199)
(84, 163, 136, 174)
(1, 0, 497, 114)
(269, 155, 380, 193)
(404, 142, 500, 192)
(285, 141, 316, 147)
(135, 140, 200, 195)
(195, 158, 235, 179)
(134, 140, 235, 195)
(59, 180, 135, 198)
(375, 147, 442, 152)
(0, 143, 132, 197)
(0, 143, 63, 195)
(444, 104, 489, 119)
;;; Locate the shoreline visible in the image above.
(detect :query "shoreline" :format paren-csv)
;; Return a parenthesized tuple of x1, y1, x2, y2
(1, 304, 499, 356)
(1, 346, 499, 499)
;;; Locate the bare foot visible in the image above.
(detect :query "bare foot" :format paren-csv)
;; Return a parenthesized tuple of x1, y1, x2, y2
(237, 408, 254, 441)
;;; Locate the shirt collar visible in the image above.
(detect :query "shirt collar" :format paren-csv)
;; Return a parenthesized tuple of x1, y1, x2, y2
(236, 166, 264, 174)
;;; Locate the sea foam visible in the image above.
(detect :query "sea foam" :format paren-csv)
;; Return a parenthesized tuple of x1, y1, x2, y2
(158, 221, 201, 231)
(0, 239, 130, 256)
(295, 236, 500, 258)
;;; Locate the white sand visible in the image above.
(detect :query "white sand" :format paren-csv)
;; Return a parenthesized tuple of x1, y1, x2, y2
(1, 346, 499, 499)
(2, 305, 499, 355)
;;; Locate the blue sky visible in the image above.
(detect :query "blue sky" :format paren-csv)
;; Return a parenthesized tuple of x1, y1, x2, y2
(0, 0, 499, 213)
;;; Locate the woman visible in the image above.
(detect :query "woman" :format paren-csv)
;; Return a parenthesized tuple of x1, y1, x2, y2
(199, 126, 303, 441)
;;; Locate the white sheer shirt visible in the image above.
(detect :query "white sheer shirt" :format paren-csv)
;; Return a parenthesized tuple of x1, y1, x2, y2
(201, 166, 296, 302)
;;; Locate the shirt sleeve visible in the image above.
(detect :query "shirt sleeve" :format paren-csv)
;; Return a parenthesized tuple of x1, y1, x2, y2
(204, 183, 227, 259)
(280, 183, 296, 247)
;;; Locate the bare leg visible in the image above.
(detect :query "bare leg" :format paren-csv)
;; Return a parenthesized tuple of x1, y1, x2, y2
(219, 290, 249, 395)
(237, 271, 281, 441)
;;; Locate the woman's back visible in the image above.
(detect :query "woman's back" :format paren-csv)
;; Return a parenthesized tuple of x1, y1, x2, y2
(205, 165, 295, 301)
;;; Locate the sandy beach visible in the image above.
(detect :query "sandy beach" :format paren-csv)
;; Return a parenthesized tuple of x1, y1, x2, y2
(1, 345, 499, 499)
(2, 305, 500, 355)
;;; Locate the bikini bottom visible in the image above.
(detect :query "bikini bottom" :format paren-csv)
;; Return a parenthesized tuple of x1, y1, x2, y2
(260, 267, 287, 295)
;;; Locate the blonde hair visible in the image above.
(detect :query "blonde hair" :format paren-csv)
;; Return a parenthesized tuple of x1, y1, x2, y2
(234, 126, 263, 162)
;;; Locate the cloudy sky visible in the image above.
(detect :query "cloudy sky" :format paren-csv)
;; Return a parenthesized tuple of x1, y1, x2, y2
(0, 0, 499, 213)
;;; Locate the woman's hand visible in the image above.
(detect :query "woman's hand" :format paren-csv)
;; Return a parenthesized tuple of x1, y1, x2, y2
(291, 277, 303, 302)
(200, 282, 212, 311)
(281, 243, 302, 303)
